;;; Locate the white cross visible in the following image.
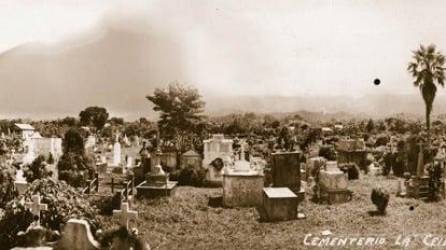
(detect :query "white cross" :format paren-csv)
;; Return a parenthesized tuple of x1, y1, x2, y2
(25, 194, 48, 223)
(113, 202, 138, 229)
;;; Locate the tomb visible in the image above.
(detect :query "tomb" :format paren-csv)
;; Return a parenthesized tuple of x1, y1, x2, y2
(203, 134, 234, 167)
(136, 149, 177, 199)
(318, 161, 352, 204)
(263, 187, 298, 222)
(223, 154, 264, 207)
(180, 150, 202, 170)
(203, 134, 233, 185)
(336, 139, 368, 170)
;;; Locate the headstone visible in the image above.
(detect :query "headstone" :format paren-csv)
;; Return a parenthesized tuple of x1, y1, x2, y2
(271, 152, 301, 194)
(113, 138, 122, 167)
(56, 219, 100, 250)
(262, 187, 298, 221)
(113, 202, 138, 229)
(416, 143, 424, 178)
(14, 169, 28, 195)
(223, 159, 264, 207)
(25, 195, 48, 224)
(23, 139, 36, 165)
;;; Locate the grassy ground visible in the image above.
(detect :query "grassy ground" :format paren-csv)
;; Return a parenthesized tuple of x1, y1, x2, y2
(99, 175, 446, 250)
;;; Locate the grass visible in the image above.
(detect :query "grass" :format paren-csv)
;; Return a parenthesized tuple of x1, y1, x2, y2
(98, 175, 446, 250)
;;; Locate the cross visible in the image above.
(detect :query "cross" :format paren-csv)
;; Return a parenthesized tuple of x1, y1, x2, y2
(113, 202, 138, 229)
(25, 194, 48, 223)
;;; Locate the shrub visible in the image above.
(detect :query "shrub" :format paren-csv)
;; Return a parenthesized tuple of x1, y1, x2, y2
(371, 188, 390, 215)
(0, 178, 102, 249)
(24, 155, 52, 183)
(0, 161, 16, 208)
(171, 166, 206, 187)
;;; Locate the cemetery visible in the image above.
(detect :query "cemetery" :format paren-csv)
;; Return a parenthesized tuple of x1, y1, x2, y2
(2, 3, 446, 249)
(3, 100, 446, 249)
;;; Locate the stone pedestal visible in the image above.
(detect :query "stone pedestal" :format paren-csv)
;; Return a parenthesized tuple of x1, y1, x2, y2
(263, 187, 298, 222)
(319, 161, 348, 190)
(136, 164, 177, 199)
(318, 161, 351, 204)
(271, 152, 301, 194)
(14, 180, 28, 195)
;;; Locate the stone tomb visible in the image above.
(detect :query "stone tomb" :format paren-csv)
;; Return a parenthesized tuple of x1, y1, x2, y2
(318, 161, 352, 204)
(263, 187, 298, 222)
(223, 159, 264, 207)
(180, 150, 202, 170)
(136, 150, 177, 199)
(203, 134, 233, 185)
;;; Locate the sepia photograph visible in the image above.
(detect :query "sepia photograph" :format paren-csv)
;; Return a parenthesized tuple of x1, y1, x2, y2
(1, 1, 446, 249)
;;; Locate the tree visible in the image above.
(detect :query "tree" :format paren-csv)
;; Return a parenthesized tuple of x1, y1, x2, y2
(146, 83, 205, 152)
(408, 44, 445, 137)
(57, 128, 95, 187)
(79, 106, 109, 131)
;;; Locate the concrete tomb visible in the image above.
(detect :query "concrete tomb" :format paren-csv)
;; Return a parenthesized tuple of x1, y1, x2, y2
(318, 161, 352, 204)
(136, 150, 177, 198)
(223, 152, 264, 207)
(263, 187, 298, 222)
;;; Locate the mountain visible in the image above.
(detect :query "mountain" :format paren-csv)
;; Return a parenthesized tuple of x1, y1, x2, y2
(0, 15, 444, 120)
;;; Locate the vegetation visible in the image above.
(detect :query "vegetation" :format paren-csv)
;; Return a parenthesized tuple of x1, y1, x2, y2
(408, 44, 445, 136)
(79, 106, 109, 132)
(57, 128, 95, 187)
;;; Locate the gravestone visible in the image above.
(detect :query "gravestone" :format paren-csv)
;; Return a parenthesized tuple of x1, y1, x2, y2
(336, 139, 368, 170)
(263, 187, 298, 222)
(223, 158, 264, 207)
(25, 195, 48, 224)
(113, 202, 138, 229)
(56, 219, 101, 250)
(113, 137, 122, 167)
(15, 169, 28, 195)
(271, 152, 301, 194)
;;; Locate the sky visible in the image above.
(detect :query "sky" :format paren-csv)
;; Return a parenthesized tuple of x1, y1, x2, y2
(0, 0, 446, 99)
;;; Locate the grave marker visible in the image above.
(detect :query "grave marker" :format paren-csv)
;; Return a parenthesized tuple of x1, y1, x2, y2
(113, 202, 138, 229)
(25, 194, 47, 223)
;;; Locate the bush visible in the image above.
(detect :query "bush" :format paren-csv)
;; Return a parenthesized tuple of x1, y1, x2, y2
(171, 166, 207, 187)
(0, 178, 102, 249)
(24, 155, 52, 183)
(90, 192, 122, 216)
(0, 161, 16, 208)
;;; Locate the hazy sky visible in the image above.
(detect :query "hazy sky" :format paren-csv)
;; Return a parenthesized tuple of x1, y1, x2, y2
(1, 0, 446, 98)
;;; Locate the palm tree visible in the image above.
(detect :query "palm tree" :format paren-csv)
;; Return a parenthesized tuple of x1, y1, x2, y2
(408, 44, 445, 138)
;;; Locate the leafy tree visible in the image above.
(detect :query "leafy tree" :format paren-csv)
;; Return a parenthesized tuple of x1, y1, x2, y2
(109, 117, 124, 126)
(408, 44, 445, 137)
(60, 116, 77, 127)
(57, 128, 95, 187)
(79, 106, 109, 131)
(146, 83, 205, 152)
(366, 119, 375, 133)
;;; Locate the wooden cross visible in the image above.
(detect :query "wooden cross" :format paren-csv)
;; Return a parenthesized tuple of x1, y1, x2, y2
(25, 194, 48, 223)
(113, 202, 138, 229)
